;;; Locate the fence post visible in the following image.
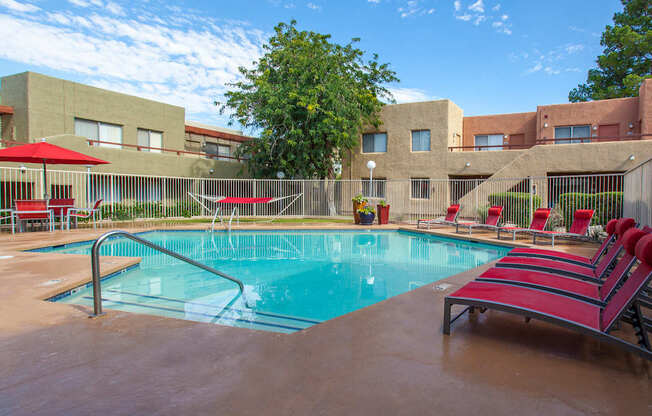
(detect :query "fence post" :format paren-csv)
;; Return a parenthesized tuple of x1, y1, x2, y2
(110, 175, 115, 216)
(474, 179, 479, 221)
(302, 180, 305, 217)
(529, 176, 534, 226)
(253, 179, 257, 217)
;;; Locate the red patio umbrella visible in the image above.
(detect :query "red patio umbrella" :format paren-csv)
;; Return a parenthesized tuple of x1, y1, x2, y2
(0, 140, 110, 198)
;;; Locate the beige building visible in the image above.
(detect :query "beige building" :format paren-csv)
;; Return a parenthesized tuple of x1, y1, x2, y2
(343, 79, 652, 184)
(0, 71, 252, 178)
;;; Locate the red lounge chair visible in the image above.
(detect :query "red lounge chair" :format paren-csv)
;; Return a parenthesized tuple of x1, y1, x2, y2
(417, 204, 460, 229)
(455, 206, 503, 235)
(66, 199, 103, 230)
(495, 218, 638, 282)
(12, 200, 54, 233)
(478, 228, 647, 305)
(506, 218, 623, 267)
(531, 209, 594, 247)
(443, 233, 652, 361)
(497, 208, 550, 241)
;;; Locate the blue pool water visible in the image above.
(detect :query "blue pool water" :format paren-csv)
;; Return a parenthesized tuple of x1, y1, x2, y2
(41, 230, 510, 333)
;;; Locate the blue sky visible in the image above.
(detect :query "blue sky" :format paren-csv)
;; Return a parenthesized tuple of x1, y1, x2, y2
(0, 0, 621, 132)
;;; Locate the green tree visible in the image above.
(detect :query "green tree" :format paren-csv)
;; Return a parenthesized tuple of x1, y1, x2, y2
(569, 0, 651, 102)
(220, 20, 398, 179)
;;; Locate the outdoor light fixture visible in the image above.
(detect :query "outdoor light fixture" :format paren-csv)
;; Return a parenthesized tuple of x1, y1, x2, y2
(503, 135, 509, 139)
(19, 164, 26, 173)
(465, 162, 471, 167)
(543, 122, 549, 128)
(592, 125, 598, 131)
(276, 171, 285, 179)
(367, 160, 376, 197)
(628, 154, 635, 161)
(629, 123, 634, 129)
(209, 168, 215, 174)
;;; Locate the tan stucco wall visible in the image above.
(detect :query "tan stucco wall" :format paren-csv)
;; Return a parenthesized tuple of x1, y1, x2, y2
(0, 72, 186, 149)
(0, 135, 248, 179)
(463, 112, 537, 149)
(0, 73, 28, 142)
(343, 100, 462, 181)
(536, 97, 640, 140)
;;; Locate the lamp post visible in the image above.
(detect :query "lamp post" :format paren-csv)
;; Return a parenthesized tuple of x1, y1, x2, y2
(366, 160, 376, 198)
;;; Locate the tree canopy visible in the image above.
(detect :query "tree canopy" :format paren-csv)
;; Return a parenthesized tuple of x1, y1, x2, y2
(569, 0, 651, 102)
(221, 21, 398, 179)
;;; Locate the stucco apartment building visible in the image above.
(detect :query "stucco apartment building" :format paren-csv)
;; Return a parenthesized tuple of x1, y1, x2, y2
(0, 71, 252, 178)
(343, 78, 652, 187)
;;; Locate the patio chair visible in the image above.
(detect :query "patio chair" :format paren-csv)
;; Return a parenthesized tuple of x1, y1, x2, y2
(443, 233, 652, 361)
(497, 208, 550, 241)
(417, 204, 460, 229)
(531, 209, 594, 247)
(12, 200, 54, 233)
(505, 218, 623, 267)
(455, 206, 503, 235)
(49, 198, 75, 230)
(66, 199, 103, 230)
(478, 227, 647, 305)
(495, 218, 638, 283)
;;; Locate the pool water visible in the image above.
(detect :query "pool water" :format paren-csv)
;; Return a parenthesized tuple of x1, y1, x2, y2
(42, 230, 510, 333)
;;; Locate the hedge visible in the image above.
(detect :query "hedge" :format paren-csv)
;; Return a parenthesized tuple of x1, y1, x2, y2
(98, 201, 202, 221)
(487, 192, 542, 228)
(557, 192, 623, 228)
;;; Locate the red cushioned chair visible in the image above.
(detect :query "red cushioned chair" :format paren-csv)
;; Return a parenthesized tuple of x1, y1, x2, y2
(497, 208, 550, 241)
(531, 209, 594, 247)
(417, 204, 461, 229)
(443, 233, 652, 361)
(478, 227, 647, 305)
(455, 206, 503, 235)
(506, 218, 623, 267)
(12, 200, 54, 233)
(495, 218, 639, 283)
(66, 199, 103, 230)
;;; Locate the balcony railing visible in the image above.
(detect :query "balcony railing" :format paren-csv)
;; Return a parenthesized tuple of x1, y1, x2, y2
(449, 134, 651, 152)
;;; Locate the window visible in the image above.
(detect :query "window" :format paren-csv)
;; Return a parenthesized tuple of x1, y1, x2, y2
(362, 133, 387, 153)
(137, 129, 163, 153)
(75, 118, 122, 149)
(411, 178, 430, 199)
(204, 142, 231, 160)
(474, 134, 503, 151)
(554, 125, 591, 144)
(361, 178, 386, 198)
(411, 130, 430, 151)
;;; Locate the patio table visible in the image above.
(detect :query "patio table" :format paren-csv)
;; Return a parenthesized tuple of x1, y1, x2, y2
(49, 204, 75, 230)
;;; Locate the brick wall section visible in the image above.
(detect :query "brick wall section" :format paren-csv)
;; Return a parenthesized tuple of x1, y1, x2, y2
(462, 112, 537, 149)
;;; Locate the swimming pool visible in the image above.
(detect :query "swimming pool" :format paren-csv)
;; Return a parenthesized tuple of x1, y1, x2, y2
(41, 230, 510, 333)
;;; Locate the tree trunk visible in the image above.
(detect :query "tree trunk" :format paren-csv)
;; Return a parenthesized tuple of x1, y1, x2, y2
(325, 176, 337, 216)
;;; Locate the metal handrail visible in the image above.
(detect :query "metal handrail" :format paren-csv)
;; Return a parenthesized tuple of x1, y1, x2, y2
(90, 230, 249, 316)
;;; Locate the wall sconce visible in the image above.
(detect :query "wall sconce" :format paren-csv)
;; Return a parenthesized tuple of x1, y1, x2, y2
(592, 125, 598, 131)
(543, 122, 548, 128)
(276, 171, 285, 179)
(209, 168, 215, 174)
(628, 154, 635, 161)
(19, 164, 27, 173)
(628, 123, 634, 129)
(503, 135, 509, 139)
(465, 162, 471, 167)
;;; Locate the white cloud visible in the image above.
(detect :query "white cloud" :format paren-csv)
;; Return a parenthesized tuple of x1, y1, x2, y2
(455, 13, 471, 21)
(0, 0, 40, 13)
(397, 0, 434, 18)
(526, 63, 542, 74)
(492, 3, 500, 11)
(0, 8, 266, 124)
(517, 43, 586, 76)
(473, 15, 485, 25)
(368, 0, 381, 3)
(501, 14, 508, 20)
(105, 1, 124, 15)
(468, 0, 484, 13)
(306, 2, 321, 10)
(453, 0, 461, 11)
(388, 87, 438, 103)
(565, 44, 584, 54)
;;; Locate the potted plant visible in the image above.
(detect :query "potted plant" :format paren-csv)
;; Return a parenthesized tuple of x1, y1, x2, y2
(352, 194, 368, 224)
(357, 205, 376, 225)
(376, 200, 390, 225)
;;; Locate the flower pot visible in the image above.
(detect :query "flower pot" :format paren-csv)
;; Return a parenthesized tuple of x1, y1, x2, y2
(353, 200, 367, 224)
(377, 204, 390, 225)
(359, 212, 375, 225)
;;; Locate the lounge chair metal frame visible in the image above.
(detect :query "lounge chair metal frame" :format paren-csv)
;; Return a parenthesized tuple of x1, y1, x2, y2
(417, 204, 461, 229)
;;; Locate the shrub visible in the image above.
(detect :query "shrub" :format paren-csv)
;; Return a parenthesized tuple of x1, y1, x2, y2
(557, 192, 623, 228)
(487, 192, 542, 228)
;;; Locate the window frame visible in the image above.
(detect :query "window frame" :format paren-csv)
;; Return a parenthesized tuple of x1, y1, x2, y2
(137, 128, 163, 153)
(361, 132, 388, 153)
(411, 129, 431, 152)
(75, 118, 123, 149)
(410, 178, 431, 200)
(554, 125, 591, 144)
(474, 134, 503, 151)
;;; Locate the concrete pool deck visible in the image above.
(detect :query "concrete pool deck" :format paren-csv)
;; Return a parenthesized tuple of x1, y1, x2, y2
(0, 224, 649, 415)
